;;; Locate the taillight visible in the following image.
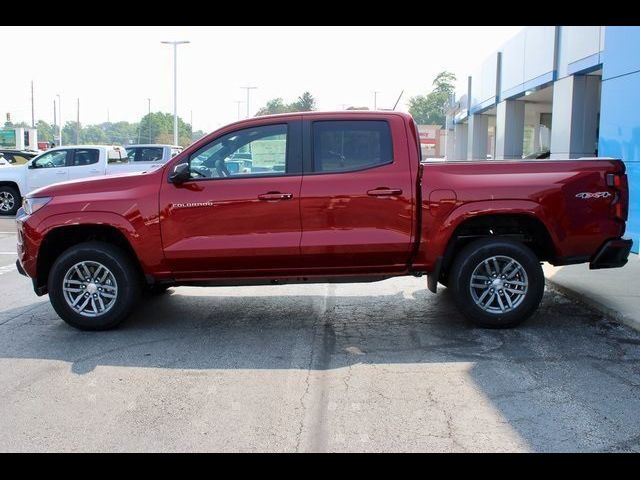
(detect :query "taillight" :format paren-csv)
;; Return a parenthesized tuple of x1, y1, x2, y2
(606, 173, 622, 188)
(607, 172, 628, 221)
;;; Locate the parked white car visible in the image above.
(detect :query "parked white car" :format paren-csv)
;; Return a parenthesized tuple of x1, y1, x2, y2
(125, 144, 182, 164)
(0, 145, 166, 215)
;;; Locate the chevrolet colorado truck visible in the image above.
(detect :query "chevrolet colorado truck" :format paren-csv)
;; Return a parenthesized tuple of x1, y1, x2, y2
(15, 111, 632, 330)
(0, 145, 165, 216)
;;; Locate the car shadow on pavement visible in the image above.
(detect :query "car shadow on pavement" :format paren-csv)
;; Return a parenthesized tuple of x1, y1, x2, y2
(1, 285, 639, 451)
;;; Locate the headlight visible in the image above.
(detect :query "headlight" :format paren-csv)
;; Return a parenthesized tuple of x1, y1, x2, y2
(23, 196, 52, 215)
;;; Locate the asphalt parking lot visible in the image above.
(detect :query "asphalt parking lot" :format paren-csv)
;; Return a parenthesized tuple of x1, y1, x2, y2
(0, 217, 639, 452)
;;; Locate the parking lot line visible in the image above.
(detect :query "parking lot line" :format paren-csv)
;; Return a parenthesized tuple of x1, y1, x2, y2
(0, 264, 16, 275)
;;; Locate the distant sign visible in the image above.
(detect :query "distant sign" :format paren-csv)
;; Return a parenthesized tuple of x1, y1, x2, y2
(0, 129, 16, 148)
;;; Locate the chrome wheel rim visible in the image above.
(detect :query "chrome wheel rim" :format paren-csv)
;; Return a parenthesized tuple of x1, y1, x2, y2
(62, 261, 118, 317)
(0, 191, 15, 212)
(469, 255, 528, 314)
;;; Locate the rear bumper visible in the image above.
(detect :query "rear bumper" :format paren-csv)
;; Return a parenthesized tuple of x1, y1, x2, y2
(590, 238, 633, 269)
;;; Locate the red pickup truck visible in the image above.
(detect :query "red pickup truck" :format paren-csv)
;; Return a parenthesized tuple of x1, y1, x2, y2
(15, 111, 631, 331)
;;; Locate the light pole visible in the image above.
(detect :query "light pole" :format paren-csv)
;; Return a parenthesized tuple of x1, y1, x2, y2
(56, 94, 62, 146)
(372, 91, 380, 110)
(161, 40, 190, 146)
(147, 98, 151, 143)
(234, 100, 243, 120)
(241, 86, 257, 118)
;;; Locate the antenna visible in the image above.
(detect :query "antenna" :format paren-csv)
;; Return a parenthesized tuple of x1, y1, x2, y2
(392, 90, 404, 111)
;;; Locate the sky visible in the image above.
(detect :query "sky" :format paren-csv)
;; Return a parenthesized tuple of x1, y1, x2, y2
(0, 26, 523, 133)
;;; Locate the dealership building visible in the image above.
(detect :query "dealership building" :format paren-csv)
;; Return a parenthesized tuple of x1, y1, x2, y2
(446, 26, 640, 253)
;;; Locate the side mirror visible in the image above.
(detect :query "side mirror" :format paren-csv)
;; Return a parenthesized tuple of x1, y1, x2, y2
(27, 161, 36, 169)
(169, 162, 190, 183)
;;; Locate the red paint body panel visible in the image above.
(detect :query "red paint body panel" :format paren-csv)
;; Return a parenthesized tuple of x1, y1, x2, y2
(298, 113, 414, 274)
(15, 111, 629, 289)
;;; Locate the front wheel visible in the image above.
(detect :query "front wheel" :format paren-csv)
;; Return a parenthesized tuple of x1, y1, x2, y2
(449, 238, 544, 328)
(0, 185, 20, 216)
(48, 241, 141, 330)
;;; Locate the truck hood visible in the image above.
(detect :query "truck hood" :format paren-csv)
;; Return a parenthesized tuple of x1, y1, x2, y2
(28, 170, 156, 198)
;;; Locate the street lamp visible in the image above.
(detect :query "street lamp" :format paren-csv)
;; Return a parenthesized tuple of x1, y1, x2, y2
(372, 91, 380, 110)
(241, 86, 257, 118)
(161, 40, 190, 146)
(56, 94, 62, 146)
(234, 100, 243, 121)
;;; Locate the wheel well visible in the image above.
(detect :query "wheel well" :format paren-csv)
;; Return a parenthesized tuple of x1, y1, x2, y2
(37, 225, 145, 292)
(0, 181, 21, 195)
(439, 214, 555, 282)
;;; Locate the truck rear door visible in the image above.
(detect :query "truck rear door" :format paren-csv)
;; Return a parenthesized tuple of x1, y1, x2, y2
(299, 114, 414, 272)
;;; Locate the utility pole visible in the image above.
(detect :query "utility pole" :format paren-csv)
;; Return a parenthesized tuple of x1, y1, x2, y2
(53, 100, 57, 146)
(56, 94, 62, 146)
(190, 110, 193, 142)
(147, 98, 151, 143)
(161, 40, 191, 146)
(373, 91, 380, 110)
(30, 81, 35, 128)
(235, 100, 243, 120)
(76, 98, 80, 145)
(107, 108, 110, 123)
(241, 86, 257, 118)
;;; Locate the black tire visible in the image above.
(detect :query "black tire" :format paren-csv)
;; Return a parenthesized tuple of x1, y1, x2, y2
(0, 185, 20, 216)
(48, 241, 142, 331)
(449, 238, 544, 328)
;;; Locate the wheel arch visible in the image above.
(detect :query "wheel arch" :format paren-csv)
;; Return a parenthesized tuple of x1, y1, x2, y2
(36, 223, 146, 294)
(438, 210, 556, 284)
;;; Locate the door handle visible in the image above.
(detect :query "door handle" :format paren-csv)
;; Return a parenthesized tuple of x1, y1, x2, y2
(258, 192, 293, 201)
(367, 188, 403, 196)
(55, 171, 66, 175)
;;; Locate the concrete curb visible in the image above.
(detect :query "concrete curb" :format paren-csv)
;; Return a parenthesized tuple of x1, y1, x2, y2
(545, 277, 640, 333)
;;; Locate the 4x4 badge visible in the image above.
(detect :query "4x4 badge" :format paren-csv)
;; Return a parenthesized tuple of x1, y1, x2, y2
(575, 192, 612, 199)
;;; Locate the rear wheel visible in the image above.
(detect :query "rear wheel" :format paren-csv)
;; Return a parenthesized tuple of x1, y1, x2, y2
(449, 238, 544, 328)
(48, 241, 141, 330)
(0, 186, 20, 216)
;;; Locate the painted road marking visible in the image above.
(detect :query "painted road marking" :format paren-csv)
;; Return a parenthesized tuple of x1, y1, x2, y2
(0, 264, 16, 275)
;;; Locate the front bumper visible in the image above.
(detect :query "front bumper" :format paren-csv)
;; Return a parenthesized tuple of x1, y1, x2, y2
(590, 238, 633, 269)
(15, 259, 26, 276)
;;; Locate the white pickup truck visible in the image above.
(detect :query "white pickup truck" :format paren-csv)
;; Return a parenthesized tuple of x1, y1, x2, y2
(0, 145, 168, 215)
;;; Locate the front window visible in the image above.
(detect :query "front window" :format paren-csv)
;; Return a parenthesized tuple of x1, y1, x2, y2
(188, 124, 288, 179)
(32, 150, 68, 168)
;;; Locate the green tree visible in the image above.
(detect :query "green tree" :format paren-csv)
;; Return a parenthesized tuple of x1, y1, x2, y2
(256, 92, 317, 116)
(62, 121, 82, 145)
(137, 112, 191, 145)
(290, 91, 316, 111)
(408, 71, 456, 126)
(255, 98, 290, 116)
(36, 120, 55, 143)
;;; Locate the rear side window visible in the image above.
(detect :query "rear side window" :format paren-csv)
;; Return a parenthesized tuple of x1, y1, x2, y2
(70, 149, 99, 166)
(312, 120, 392, 173)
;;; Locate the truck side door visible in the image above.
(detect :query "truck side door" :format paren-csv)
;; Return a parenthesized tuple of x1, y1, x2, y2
(299, 115, 414, 273)
(66, 148, 102, 181)
(159, 119, 303, 277)
(26, 149, 70, 192)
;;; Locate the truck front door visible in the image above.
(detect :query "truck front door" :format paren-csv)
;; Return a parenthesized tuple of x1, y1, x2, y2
(26, 149, 70, 192)
(159, 119, 303, 277)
